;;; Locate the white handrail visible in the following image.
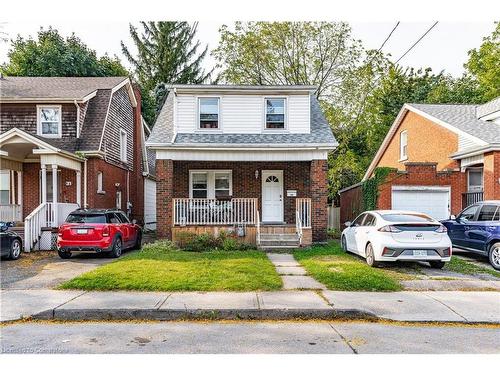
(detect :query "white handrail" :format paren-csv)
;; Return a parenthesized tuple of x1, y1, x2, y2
(173, 198, 258, 226)
(296, 198, 312, 228)
(256, 210, 261, 247)
(296, 210, 303, 246)
(24, 202, 47, 252)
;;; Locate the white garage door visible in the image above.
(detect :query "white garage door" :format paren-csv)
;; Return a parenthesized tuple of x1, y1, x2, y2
(391, 186, 450, 221)
(144, 178, 157, 230)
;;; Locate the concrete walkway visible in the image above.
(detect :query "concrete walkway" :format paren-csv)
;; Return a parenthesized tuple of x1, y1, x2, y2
(267, 253, 326, 290)
(2, 289, 499, 323)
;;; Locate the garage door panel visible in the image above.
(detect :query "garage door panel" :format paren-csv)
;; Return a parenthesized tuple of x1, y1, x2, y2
(144, 179, 157, 230)
(392, 187, 450, 221)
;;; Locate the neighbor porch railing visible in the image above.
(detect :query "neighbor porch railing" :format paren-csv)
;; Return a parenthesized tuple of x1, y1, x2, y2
(462, 191, 484, 209)
(296, 198, 312, 228)
(173, 198, 258, 226)
(0, 204, 22, 223)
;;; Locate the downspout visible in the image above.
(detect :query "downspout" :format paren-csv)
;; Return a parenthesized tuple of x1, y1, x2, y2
(83, 159, 88, 208)
(74, 100, 80, 138)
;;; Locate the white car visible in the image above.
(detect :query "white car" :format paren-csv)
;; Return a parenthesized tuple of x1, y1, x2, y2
(341, 210, 452, 268)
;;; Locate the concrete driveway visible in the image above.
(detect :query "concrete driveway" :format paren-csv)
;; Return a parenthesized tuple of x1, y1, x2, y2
(0, 251, 119, 290)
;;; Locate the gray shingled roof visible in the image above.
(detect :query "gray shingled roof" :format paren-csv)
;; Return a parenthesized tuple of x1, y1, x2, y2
(0, 76, 127, 100)
(476, 97, 500, 118)
(409, 102, 500, 144)
(147, 91, 337, 147)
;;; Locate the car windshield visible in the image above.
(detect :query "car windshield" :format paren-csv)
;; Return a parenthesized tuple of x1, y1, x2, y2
(381, 213, 434, 222)
(65, 214, 107, 224)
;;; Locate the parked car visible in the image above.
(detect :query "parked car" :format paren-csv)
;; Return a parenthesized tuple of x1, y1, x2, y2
(441, 201, 500, 270)
(0, 221, 22, 260)
(341, 210, 452, 268)
(56, 209, 142, 259)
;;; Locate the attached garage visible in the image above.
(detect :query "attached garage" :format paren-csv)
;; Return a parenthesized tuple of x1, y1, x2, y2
(144, 178, 157, 230)
(391, 186, 451, 221)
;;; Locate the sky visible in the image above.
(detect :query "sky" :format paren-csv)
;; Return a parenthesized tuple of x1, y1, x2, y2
(0, 21, 496, 77)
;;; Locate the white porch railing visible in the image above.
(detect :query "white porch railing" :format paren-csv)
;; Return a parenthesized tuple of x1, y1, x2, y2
(0, 204, 22, 222)
(256, 210, 261, 246)
(296, 210, 303, 246)
(296, 198, 312, 228)
(173, 198, 258, 226)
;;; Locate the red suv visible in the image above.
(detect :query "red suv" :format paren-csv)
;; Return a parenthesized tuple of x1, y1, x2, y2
(57, 209, 142, 259)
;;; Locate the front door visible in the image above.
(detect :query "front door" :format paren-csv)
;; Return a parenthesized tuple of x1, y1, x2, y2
(261, 170, 283, 223)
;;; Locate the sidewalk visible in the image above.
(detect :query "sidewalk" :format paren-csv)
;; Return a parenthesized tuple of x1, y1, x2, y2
(1, 289, 499, 323)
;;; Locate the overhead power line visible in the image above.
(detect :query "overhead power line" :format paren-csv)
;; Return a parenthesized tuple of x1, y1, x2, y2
(394, 21, 439, 64)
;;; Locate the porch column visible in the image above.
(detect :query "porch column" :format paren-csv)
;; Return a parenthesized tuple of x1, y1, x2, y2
(310, 159, 328, 243)
(76, 170, 81, 207)
(17, 171, 22, 221)
(156, 159, 174, 239)
(52, 164, 58, 226)
(41, 165, 47, 203)
(10, 170, 15, 204)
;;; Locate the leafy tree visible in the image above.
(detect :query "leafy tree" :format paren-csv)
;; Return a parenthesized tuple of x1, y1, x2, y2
(1, 27, 128, 77)
(122, 22, 213, 125)
(465, 22, 500, 101)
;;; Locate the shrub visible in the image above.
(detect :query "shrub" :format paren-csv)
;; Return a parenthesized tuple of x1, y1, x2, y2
(140, 240, 178, 254)
(327, 228, 341, 239)
(180, 230, 256, 252)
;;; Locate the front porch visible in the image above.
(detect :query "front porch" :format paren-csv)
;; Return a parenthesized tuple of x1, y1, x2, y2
(0, 128, 83, 251)
(157, 159, 328, 248)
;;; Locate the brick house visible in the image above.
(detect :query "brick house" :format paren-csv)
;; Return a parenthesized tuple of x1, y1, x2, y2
(340, 98, 500, 225)
(146, 85, 337, 248)
(0, 76, 155, 250)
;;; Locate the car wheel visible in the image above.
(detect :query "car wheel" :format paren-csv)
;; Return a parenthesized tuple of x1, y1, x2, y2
(429, 261, 446, 269)
(365, 243, 378, 267)
(133, 232, 142, 250)
(110, 237, 123, 258)
(488, 243, 500, 271)
(9, 239, 22, 260)
(341, 236, 347, 252)
(58, 250, 72, 259)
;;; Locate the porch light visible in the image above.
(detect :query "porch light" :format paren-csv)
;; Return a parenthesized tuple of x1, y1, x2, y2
(255, 170, 259, 179)
(115, 183, 120, 188)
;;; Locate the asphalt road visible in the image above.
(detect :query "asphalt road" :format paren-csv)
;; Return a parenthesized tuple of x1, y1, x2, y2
(1, 321, 499, 354)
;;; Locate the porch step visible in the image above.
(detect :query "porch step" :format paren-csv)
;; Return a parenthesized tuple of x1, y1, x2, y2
(258, 232, 300, 251)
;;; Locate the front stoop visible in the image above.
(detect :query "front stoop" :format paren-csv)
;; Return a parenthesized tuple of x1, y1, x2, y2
(259, 233, 301, 251)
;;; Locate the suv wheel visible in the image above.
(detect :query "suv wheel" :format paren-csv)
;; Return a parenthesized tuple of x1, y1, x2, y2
(10, 239, 22, 260)
(58, 250, 72, 259)
(488, 243, 500, 270)
(110, 237, 122, 258)
(429, 261, 446, 269)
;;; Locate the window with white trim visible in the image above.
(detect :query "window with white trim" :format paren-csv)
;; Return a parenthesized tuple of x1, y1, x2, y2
(119, 129, 127, 162)
(97, 172, 105, 194)
(265, 98, 285, 129)
(190, 170, 232, 199)
(199, 97, 219, 129)
(400, 130, 408, 160)
(0, 170, 10, 205)
(37, 106, 62, 138)
(467, 168, 483, 192)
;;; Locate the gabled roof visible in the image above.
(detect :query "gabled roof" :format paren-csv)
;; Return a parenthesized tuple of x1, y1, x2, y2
(363, 98, 500, 180)
(147, 88, 337, 149)
(0, 76, 129, 102)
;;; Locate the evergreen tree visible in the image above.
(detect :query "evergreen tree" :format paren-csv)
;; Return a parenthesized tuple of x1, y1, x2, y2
(122, 22, 213, 125)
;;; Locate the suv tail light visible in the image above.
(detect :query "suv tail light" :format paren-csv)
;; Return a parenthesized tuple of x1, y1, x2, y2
(435, 225, 447, 233)
(102, 225, 110, 237)
(378, 225, 402, 233)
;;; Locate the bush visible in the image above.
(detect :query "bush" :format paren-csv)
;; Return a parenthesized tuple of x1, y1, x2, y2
(328, 228, 341, 239)
(180, 230, 256, 252)
(140, 240, 178, 254)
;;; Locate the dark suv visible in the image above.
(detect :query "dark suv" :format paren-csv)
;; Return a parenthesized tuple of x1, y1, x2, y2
(441, 201, 500, 270)
(57, 209, 142, 259)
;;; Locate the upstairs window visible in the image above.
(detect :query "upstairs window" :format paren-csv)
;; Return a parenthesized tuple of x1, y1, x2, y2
(400, 130, 408, 160)
(119, 129, 127, 162)
(37, 105, 62, 138)
(265, 98, 285, 129)
(97, 172, 105, 194)
(199, 97, 219, 129)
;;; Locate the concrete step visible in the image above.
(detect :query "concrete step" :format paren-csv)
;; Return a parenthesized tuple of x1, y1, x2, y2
(260, 240, 300, 247)
(260, 245, 300, 252)
(260, 234, 299, 241)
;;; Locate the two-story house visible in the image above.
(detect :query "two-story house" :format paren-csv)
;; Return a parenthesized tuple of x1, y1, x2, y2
(146, 85, 337, 248)
(0, 76, 155, 251)
(340, 97, 500, 224)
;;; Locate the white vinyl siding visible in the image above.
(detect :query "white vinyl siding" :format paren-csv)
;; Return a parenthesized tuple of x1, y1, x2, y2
(175, 93, 310, 134)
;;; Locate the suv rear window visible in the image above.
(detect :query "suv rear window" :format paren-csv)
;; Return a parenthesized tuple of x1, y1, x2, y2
(65, 214, 108, 224)
(381, 214, 434, 222)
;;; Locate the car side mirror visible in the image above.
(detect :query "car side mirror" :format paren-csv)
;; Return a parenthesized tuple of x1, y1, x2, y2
(449, 215, 456, 220)
(344, 221, 352, 227)
(132, 219, 137, 225)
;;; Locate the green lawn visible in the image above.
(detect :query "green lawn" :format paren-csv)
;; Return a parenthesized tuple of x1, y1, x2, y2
(60, 242, 282, 291)
(293, 242, 403, 291)
(444, 256, 500, 278)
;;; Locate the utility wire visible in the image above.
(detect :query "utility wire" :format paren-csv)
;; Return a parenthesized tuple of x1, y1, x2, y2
(394, 21, 439, 64)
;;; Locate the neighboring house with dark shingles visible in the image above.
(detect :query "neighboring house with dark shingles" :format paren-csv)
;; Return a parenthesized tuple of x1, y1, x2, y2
(146, 84, 337, 248)
(340, 97, 500, 225)
(0, 76, 155, 250)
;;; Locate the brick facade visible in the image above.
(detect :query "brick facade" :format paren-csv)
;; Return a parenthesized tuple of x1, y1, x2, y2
(156, 159, 328, 243)
(483, 151, 500, 200)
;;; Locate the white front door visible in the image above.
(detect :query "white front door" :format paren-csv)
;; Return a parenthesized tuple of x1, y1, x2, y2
(262, 170, 283, 222)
